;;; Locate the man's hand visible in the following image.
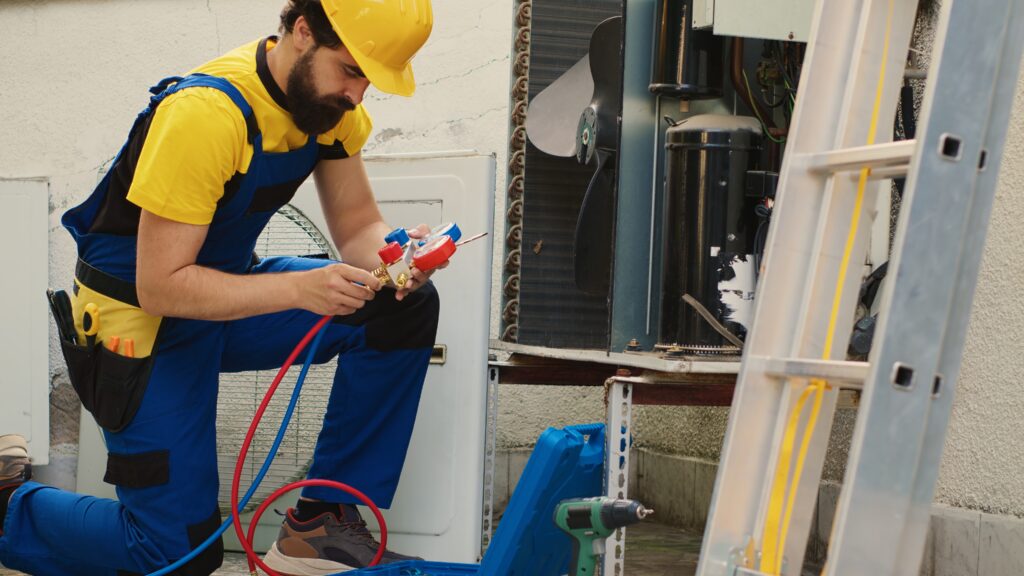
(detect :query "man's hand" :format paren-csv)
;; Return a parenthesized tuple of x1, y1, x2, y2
(299, 263, 381, 316)
(396, 224, 448, 301)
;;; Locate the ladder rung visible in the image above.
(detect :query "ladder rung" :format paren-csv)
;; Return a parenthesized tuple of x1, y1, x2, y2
(805, 139, 916, 174)
(866, 164, 909, 180)
(747, 356, 868, 389)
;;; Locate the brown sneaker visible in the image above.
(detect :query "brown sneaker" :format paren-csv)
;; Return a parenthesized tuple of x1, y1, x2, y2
(0, 434, 31, 490)
(262, 507, 420, 575)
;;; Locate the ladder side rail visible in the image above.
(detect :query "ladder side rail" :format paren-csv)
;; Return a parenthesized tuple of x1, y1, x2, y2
(892, 6, 1024, 573)
(771, 3, 920, 571)
(696, 0, 912, 573)
(825, 1, 1017, 573)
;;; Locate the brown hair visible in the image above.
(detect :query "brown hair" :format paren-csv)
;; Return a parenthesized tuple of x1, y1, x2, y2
(279, 0, 342, 48)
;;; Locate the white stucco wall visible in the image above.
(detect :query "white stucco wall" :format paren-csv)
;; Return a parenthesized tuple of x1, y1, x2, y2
(934, 71, 1024, 515)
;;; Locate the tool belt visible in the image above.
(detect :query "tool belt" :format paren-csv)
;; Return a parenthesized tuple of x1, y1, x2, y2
(49, 260, 161, 433)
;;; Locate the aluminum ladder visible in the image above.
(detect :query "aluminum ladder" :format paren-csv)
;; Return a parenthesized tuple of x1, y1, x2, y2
(694, 0, 1024, 575)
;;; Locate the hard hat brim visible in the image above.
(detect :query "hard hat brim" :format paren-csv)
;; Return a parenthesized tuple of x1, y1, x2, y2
(354, 53, 418, 97)
(324, 10, 419, 97)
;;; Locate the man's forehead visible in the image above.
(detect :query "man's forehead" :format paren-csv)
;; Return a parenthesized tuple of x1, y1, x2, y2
(330, 45, 364, 74)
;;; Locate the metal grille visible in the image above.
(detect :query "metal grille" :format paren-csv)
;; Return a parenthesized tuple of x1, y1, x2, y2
(216, 204, 337, 511)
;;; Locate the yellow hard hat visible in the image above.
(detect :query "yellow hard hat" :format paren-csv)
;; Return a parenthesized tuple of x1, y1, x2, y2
(322, 0, 433, 97)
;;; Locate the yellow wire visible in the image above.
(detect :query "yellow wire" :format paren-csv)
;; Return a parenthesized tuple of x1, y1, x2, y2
(759, 0, 897, 572)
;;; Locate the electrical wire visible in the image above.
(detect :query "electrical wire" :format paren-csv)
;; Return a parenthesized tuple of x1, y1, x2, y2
(758, 0, 897, 573)
(743, 69, 787, 144)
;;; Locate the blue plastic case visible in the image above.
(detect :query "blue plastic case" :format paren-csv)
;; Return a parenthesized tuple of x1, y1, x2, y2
(346, 560, 480, 575)
(347, 423, 605, 576)
(480, 423, 605, 576)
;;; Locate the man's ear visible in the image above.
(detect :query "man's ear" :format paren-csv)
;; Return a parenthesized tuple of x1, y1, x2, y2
(291, 15, 316, 51)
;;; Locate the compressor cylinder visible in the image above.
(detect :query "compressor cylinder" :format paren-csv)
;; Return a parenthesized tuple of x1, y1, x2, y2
(649, 0, 724, 99)
(659, 114, 763, 353)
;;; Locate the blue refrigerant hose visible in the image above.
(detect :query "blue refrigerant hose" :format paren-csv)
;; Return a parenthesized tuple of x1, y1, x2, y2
(145, 322, 329, 576)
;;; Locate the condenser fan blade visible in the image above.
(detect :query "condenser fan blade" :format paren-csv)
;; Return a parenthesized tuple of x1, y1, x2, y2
(573, 150, 616, 294)
(575, 17, 624, 165)
(588, 16, 623, 136)
(525, 54, 594, 157)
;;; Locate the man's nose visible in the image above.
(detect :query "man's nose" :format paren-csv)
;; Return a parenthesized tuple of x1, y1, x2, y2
(342, 78, 371, 106)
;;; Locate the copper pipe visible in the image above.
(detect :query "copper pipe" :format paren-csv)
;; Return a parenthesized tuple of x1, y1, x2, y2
(730, 37, 775, 130)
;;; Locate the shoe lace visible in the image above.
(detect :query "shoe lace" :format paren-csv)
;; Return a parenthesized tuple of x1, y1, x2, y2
(339, 517, 378, 545)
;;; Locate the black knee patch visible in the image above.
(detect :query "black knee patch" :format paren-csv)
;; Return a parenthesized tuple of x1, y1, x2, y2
(183, 506, 224, 575)
(117, 506, 223, 576)
(333, 281, 440, 350)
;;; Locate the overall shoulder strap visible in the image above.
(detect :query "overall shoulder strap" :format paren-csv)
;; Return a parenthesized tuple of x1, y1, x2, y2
(141, 74, 261, 145)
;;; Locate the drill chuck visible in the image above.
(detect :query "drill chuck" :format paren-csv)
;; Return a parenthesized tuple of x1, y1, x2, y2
(601, 499, 653, 529)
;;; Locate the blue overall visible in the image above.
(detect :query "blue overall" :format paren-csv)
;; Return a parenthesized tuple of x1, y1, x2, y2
(0, 76, 438, 576)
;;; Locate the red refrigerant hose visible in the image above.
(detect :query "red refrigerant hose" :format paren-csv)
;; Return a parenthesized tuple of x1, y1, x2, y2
(230, 314, 388, 575)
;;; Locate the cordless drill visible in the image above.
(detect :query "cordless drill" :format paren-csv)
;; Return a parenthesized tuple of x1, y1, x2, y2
(553, 497, 653, 575)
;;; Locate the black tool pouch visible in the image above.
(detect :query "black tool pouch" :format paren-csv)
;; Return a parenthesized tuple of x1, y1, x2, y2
(59, 340, 154, 433)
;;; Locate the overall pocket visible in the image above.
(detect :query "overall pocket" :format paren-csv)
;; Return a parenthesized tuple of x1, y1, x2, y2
(59, 339, 154, 433)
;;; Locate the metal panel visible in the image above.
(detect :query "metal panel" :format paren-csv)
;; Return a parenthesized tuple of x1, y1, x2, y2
(714, 0, 814, 42)
(604, 379, 634, 576)
(693, 0, 716, 29)
(611, 0, 661, 352)
(322, 154, 494, 562)
(0, 178, 50, 465)
(481, 365, 500, 558)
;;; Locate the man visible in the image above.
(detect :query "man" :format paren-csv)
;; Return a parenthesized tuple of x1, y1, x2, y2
(0, 1, 438, 574)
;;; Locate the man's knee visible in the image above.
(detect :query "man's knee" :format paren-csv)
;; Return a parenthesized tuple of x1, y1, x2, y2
(119, 506, 224, 576)
(364, 281, 440, 351)
(179, 506, 225, 576)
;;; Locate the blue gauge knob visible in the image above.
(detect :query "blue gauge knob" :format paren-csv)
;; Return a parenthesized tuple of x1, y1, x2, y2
(430, 222, 462, 243)
(385, 227, 411, 247)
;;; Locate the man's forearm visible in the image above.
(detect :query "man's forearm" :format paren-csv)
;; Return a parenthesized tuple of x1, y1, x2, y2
(138, 264, 302, 321)
(338, 220, 393, 272)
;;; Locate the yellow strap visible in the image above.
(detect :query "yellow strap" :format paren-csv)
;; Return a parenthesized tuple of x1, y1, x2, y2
(760, 384, 815, 571)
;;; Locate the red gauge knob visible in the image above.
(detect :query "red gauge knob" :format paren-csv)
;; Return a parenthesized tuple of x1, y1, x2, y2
(378, 241, 404, 264)
(413, 236, 457, 272)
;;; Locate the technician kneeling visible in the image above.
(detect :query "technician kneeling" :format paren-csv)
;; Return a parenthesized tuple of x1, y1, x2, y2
(0, 2, 438, 575)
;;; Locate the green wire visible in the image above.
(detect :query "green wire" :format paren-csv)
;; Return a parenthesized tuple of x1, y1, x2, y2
(745, 68, 782, 144)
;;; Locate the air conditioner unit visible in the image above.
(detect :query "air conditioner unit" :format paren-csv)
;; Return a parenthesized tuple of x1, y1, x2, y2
(77, 152, 495, 563)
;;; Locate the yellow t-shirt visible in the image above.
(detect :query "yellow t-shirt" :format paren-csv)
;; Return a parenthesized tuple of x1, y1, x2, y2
(93, 37, 372, 231)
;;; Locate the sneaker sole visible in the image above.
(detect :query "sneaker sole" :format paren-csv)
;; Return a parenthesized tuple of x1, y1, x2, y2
(262, 541, 358, 575)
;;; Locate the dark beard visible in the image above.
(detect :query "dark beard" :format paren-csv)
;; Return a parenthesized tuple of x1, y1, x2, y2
(286, 48, 355, 135)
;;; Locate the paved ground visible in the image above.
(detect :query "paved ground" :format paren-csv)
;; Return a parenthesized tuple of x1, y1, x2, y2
(0, 520, 703, 575)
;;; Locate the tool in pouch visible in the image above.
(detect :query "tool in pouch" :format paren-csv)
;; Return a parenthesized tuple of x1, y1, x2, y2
(372, 222, 487, 288)
(82, 302, 101, 347)
(48, 285, 156, 432)
(46, 289, 78, 345)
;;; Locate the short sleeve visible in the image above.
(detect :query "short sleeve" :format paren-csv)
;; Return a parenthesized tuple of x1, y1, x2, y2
(318, 104, 373, 160)
(126, 88, 248, 225)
